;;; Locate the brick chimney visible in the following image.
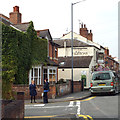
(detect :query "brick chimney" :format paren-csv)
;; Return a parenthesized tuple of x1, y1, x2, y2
(9, 6, 22, 24)
(80, 24, 93, 41)
(105, 47, 109, 56)
(87, 30, 93, 41)
(80, 24, 88, 38)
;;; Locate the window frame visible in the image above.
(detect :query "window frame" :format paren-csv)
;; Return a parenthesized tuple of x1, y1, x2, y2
(29, 66, 42, 85)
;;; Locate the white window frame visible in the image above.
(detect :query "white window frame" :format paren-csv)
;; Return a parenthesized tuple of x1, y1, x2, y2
(43, 66, 57, 83)
(48, 66, 57, 83)
(43, 67, 49, 82)
(29, 66, 42, 85)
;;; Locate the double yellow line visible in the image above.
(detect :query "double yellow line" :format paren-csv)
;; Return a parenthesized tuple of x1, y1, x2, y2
(78, 114, 93, 120)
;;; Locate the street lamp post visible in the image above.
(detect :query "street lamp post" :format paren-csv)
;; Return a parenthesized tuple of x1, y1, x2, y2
(71, 0, 86, 93)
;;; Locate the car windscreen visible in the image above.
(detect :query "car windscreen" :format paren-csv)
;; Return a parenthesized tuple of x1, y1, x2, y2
(92, 73, 111, 80)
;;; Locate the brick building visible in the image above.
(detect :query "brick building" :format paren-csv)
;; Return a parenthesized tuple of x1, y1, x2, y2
(79, 24, 119, 72)
(29, 29, 59, 85)
(104, 47, 119, 72)
(1, 6, 59, 85)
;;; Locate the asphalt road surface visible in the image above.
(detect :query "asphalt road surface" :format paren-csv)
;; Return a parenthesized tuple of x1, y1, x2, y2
(25, 93, 120, 120)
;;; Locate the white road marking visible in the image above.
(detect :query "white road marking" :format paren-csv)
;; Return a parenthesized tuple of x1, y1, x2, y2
(25, 105, 76, 109)
(34, 104, 45, 107)
(69, 101, 74, 107)
(76, 101, 81, 115)
(25, 101, 81, 114)
(25, 104, 45, 109)
(25, 104, 45, 107)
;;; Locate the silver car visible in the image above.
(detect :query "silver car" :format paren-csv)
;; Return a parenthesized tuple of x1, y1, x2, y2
(90, 71, 119, 94)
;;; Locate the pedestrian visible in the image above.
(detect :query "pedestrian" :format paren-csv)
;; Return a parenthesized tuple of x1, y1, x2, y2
(43, 78, 49, 104)
(29, 80, 37, 103)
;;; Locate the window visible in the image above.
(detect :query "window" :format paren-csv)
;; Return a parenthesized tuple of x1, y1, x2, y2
(43, 67, 57, 84)
(29, 67, 41, 85)
(49, 68, 57, 84)
(98, 53, 104, 60)
(43, 68, 48, 80)
(92, 73, 110, 80)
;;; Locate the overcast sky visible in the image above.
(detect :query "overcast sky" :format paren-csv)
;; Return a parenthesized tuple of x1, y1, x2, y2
(0, 0, 119, 58)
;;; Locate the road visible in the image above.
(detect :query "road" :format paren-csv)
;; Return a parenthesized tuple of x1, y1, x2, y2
(25, 94, 119, 120)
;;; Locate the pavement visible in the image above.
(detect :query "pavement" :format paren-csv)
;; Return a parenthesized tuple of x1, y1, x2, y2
(25, 90, 91, 104)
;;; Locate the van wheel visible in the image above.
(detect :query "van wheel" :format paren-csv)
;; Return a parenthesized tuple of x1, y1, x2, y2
(112, 89, 117, 95)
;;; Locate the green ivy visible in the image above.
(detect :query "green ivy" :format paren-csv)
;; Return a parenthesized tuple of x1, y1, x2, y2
(2, 21, 47, 99)
(27, 21, 47, 66)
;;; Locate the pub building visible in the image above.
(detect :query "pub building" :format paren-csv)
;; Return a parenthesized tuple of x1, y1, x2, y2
(54, 38, 100, 89)
(54, 24, 119, 88)
(54, 24, 106, 89)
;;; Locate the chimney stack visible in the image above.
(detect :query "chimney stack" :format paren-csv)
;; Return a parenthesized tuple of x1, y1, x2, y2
(87, 30, 93, 41)
(9, 6, 22, 24)
(80, 24, 88, 38)
(105, 47, 109, 56)
(79, 24, 93, 41)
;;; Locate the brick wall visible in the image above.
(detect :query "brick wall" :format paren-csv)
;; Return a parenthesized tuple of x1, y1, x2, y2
(2, 92, 24, 119)
(12, 84, 56, 99)
(2, 100, 24, 119)
(12, 84, 43, 100)
(12, 81, 82, 100)
(73, 81, 82, 92)
(49, 42, 53, 59)
(56, 83, 71, 97)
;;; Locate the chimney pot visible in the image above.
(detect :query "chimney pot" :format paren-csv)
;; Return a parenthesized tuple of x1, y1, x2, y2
(81, 24, 83, 28)
(13, 6, 19, 12)
(84, 24, 86, 28)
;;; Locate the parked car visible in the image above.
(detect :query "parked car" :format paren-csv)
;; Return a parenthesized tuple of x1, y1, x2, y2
(90, 71, 120, 95)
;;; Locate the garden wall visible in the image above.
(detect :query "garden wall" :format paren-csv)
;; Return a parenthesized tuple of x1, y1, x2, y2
(12, 80, 82, 100)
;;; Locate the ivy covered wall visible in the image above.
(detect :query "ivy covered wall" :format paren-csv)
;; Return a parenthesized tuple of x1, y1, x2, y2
(2, 21, 47, 99)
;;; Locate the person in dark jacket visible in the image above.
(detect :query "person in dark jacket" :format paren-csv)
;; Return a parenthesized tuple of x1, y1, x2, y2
(43, 78, 49, 103)
(29, 80, 37, 103)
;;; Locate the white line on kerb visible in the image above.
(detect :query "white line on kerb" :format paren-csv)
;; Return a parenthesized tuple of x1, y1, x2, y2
(69, 101, 74, 107)
(76, 101, 81, 115)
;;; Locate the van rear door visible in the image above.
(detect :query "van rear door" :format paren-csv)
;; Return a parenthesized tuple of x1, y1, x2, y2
(92, 72, 112, 87)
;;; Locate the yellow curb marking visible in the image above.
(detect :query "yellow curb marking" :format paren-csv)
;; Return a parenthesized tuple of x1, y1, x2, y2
(78, 115, 88, 120)
(79, 96, 96, 102)
(78, 114, 93, 120)
(86, 115, 94, 120)
(24, 115, 57, 118)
